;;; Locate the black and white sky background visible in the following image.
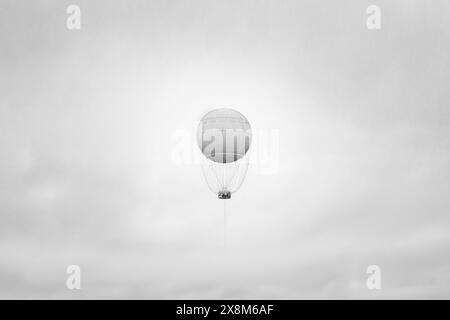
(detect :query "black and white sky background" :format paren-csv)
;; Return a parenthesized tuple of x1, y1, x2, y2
(1, 0, 450, 299)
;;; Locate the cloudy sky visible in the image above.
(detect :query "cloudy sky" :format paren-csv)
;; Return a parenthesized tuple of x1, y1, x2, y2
(1, 0, 450, 299)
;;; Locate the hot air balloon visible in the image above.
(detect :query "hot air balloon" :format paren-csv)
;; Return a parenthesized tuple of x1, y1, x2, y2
(197, 108, 252, 199)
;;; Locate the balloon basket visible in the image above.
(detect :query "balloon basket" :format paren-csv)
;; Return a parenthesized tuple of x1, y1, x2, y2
(218, 190, 231, 199)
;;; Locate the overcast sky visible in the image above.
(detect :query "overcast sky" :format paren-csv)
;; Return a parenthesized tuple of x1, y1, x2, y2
(1, 0, 450, 299)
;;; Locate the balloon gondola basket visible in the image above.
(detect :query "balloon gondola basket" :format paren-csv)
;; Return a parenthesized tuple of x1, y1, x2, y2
(218, 190, 231, 200)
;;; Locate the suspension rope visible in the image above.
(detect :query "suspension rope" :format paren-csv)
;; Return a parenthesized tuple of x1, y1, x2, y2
(223, 199, 227, 247)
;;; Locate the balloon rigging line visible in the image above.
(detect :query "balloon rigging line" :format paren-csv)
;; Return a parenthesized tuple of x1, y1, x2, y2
(212, 160, 223, 191)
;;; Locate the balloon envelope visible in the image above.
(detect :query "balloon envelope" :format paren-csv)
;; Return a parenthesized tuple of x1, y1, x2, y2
(197, 108, 252, 164)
